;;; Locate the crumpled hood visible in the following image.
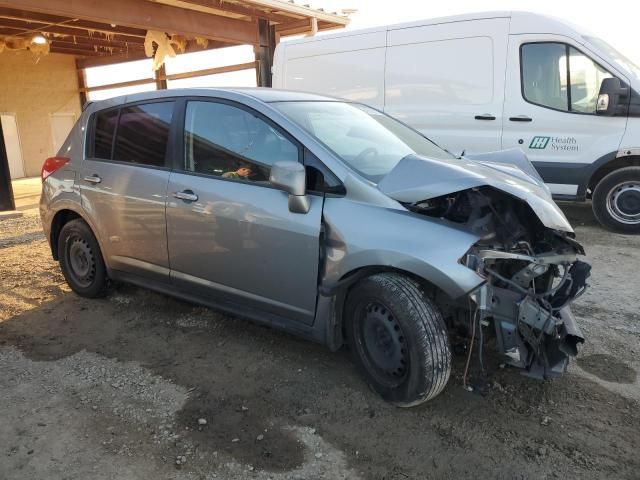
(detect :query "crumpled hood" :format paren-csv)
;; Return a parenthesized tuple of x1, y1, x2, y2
(377, 149, 574, 232)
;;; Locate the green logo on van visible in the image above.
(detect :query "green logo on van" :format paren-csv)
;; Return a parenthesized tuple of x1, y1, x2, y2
(529, 136, 551, 149)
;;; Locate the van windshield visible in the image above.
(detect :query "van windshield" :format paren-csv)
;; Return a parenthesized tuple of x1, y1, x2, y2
(272, 101, 455, 183)
(584, 35, 640, 80)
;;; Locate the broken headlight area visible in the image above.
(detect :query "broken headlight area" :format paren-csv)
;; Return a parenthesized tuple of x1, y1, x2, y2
(407, 186, 591, 378)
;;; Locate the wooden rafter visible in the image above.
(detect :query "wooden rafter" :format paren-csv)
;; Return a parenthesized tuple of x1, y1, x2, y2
(156, 0, 295, 24)
(0, 0, 259, 45)
(275, 18, 343, 36)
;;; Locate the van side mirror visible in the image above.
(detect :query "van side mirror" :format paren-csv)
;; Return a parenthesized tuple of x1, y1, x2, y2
(269, 161, 310, 214)
(597, 77, 629, 116)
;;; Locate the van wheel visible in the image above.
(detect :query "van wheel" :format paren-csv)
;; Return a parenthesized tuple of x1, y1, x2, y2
(58, 219, 108, 297)
(344, 273, 451, 407)
(593, 167, 640, 233)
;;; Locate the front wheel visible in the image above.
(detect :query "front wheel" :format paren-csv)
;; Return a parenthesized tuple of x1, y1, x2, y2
(345, 273, 452, 407)
(592, 167, 640, 233)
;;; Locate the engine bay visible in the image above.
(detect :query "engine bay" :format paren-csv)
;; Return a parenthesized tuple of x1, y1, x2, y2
(406, 187, 591, 378)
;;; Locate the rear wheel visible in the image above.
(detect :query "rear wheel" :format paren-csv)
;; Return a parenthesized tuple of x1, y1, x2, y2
(58, 219, 108, 297)
(593, 167, 640, 233)
(345, 273, 451, 407)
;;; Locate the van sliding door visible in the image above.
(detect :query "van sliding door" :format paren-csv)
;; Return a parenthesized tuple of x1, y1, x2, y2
(384, 18, 509, 156)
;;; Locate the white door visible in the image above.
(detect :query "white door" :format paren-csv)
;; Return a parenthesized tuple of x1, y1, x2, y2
(1, 113, 25, 179)
(50, 113, 76, 155)
(502, 35, 628, 198)
(384, 18, 510, 155)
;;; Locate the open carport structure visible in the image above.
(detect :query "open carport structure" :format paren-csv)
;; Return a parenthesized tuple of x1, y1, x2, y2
(0, 0, 348, 212)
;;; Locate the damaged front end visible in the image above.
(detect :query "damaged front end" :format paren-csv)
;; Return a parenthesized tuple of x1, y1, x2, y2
(407, 186, 590, 379)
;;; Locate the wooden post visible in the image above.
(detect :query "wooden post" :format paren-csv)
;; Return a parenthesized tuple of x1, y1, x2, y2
(0, 119, 16, 212)
(255, 18, 276, 87)
(75, 59, 88, 107)
(155, 64, 168, 90)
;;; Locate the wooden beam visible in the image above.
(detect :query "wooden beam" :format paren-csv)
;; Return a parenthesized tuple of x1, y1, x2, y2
(275, 19, 344, 37)
(76, 52, 149, 69)
(157, 0, 295, 24)
(50, 46, 102, 56)
(155, 64, 168, 90)
(75, 58, 88, 106)
(49, 37, 145, 51)
(49, 37, 144, 52)
(243, 0, 349, 25)
(0, 21, 146, 43)
(80, 77, 156, 93)
(0, 8, 147, 37)
(255, 18, 274, 87)
(161, 61, 257, 81)
(0, 0, 259, 45)
(50, 40, 136, 56)
(0, 119, 16, 212)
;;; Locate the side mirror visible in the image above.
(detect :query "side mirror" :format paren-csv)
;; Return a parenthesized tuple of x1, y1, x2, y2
(597, 77, 629, 116)
(269, 161, 310, 214)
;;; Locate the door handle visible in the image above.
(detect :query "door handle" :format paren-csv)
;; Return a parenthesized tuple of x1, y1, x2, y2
(509, 115, 533, 122)
(83, 174, 101, 184)
(173, 190, 198, 202)
(474, 114, 496, 120)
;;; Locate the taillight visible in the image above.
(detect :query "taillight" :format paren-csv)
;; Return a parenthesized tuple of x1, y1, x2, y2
(41, 156, 70, 183)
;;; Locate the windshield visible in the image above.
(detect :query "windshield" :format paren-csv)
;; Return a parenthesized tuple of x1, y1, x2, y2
(272, 101, 455, 183)
(584, 35, 640, 79)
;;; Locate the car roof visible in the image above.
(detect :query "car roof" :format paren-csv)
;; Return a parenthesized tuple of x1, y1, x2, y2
(89, 87, 342, 110)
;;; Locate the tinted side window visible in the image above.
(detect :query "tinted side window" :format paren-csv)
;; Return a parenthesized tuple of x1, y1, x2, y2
(113, 102, 174, 166)
(93, 109, 119, 159)
(184, 101, 299, 182)
(521, 43, 569, 111)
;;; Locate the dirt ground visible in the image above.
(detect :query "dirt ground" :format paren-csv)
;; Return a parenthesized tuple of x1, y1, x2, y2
(0, 202, 638, 480)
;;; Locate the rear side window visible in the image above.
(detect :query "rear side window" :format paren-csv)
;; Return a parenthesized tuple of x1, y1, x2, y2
(93, 109, 119, 159)
(112, 102, 174, 166)
(183, 101, 299, 182)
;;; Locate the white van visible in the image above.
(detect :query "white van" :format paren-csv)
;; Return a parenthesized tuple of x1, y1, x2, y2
(273, 11, 640, 232)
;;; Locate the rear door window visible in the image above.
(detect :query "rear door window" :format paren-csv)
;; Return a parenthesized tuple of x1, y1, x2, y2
(93, 109, 119, 159)
(112, 102, 174, 166)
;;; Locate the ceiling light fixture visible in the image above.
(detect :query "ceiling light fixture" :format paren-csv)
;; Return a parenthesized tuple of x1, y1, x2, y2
(32, 34, 47, 45)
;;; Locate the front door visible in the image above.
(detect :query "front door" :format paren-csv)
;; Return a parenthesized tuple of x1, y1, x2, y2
(166, 99, 322, 324)
(80, 101, 175, 281)
(502, 36, 628, 198)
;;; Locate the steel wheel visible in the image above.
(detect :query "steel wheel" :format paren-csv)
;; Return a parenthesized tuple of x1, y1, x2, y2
(355, 300, 409, 388)
(605, 181, 640, 225)
(57, 219, 108, 297)
(66, 235, 96, 288)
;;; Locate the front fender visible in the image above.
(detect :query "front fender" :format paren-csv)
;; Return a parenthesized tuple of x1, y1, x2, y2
(321, 198, 484, 299)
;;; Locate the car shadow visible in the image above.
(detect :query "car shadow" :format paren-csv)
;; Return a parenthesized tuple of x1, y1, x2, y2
(0, 282, 638, 478)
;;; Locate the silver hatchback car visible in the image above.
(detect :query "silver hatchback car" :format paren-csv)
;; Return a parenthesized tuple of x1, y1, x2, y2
(40, 88, 590, 406)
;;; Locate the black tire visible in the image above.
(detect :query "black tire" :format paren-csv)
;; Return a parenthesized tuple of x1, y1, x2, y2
(344, 273, 451, 407)
(592, 167, 640, 233)
(58, 219, 108, 297)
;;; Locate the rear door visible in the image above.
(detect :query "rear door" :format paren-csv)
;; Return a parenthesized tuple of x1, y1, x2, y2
(501, 36, 628, 198)
(384, 18, 510, 155)
(80, 100, 175, 282)
(166, 99, 323, 324)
